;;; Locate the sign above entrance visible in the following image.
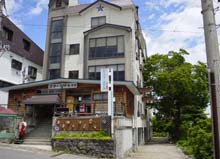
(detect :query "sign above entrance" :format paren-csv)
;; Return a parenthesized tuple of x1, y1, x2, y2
(48, 83, 77, 90)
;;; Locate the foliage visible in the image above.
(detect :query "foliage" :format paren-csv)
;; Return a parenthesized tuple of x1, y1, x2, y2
(52, 131, 111, 140)
(151, 116, 169, 137)
(177, 118, 213, 159)
(144, 49, 209, 140)
(152, 131, 167, 137)
(144, 49, 213, 159)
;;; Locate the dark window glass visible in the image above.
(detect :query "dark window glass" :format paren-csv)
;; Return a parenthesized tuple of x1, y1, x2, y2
(88, 64, 125, 81)
(91, 16, 106, 28)
(50, 43, 62, 56)
(28, 66, 37, 79)
(89, 36, 124, 59)
(11, 59, 22, 70)
(23, 39, 31, 51)
(3, 27, 13, 41)
(69, 70, 79, 79)
(93, 93, 108, 101)
(49, 43, 61, 64)
(49, 69, 60, 79)
(48, 19, 63, 80)
(51, 20, 63, 33)
(69, 44, 80, 55)
(56, 0, 62, 7)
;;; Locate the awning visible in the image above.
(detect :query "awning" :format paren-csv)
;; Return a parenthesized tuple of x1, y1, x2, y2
(0, 107, 16, 115)
(23, 95, 61, 105)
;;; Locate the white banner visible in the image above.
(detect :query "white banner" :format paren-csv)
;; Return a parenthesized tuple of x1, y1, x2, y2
(101, 68, 109, 92)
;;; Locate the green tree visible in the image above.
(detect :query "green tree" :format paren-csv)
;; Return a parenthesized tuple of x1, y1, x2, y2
(144, 49, 209, 140)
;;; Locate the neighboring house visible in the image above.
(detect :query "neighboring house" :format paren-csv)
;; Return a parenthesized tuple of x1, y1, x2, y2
(4, 0, 149, 158)
(0, 16, 44, 106)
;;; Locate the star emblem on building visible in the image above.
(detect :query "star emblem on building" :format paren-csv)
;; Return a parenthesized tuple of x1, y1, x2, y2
(97, 4, 104, 12)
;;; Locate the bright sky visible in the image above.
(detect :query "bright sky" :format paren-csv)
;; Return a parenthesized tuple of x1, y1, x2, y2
(4, 0, 220, 64)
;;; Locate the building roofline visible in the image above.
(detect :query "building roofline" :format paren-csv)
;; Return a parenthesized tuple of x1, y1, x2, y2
(79, 0, 122, 14)
(49, 0, 69, 8)
(2, 16, 44, 66)
(84, 23, 132, 35)
(3, 16, 44, 54)
(1, 78, 140, 95)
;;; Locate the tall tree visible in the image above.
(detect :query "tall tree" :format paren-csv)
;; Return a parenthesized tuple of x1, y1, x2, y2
(144, 49, 209, 140)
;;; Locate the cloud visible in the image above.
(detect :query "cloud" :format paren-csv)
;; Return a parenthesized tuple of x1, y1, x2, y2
(29, 0, 48, 15)
(5, 0, 23, 15)
(144, 0, 220, 64)
(4, 0, 24, 30)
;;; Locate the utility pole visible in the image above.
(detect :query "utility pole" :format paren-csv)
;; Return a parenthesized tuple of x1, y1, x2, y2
(0, 0, 9, 57)
(201, 0, 220, 159)
(0, 0, 5, 37)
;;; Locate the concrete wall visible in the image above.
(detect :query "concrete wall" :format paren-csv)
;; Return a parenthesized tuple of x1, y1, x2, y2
(114, 116, 134, 158)
(115, 128, 133, 159)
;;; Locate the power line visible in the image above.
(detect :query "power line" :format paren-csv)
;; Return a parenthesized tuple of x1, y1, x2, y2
(12, 22, 203, 34)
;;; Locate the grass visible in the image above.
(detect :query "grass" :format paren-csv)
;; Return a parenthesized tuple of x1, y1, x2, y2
(52, 131, 111, 140)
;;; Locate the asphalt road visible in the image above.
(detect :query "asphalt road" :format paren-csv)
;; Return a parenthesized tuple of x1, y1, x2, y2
(0, 145, 95, 159)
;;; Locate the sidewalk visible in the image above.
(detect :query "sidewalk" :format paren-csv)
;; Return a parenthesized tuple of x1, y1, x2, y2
(126, 144, 191, 159)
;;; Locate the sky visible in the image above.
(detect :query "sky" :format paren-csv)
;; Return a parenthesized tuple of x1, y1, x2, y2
(4, 0, 220, 64)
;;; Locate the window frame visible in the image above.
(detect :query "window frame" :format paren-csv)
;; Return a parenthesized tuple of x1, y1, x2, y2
(3, 27, 13, 41)
(69, 70, 79, 79)
(93, 92, 108, 101)
(11, 59, 22, 71)
(48, 69, 60, 79)
(28, 66, 37, 79)
(69, 44, 80, 55)
(56, 0, 62, 8)
(89, 35, 125, 60)
(88, 64, 125, 81)
(91, 16, 106, 28)
(48, 19, 64, 79)
(23, 39, 31, 51)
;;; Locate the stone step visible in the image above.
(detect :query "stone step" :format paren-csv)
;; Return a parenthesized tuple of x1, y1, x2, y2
(23, 138, 51, 145)
(24, 138, 51, 142)
(23, 141, 51, 145)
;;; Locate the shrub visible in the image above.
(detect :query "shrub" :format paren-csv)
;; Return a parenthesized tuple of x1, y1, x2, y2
(52, 131, 111, 140)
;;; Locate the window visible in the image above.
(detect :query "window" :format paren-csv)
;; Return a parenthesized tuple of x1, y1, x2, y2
(93, 93, 108, 101)
(48, 69, 60, 79)
(51, 20, 63, 42)
(3, 27, 13, 41)
(69, 70, 79, 79)
(48, 19, 63, 79)
(91, 16, 106, 28)
(89, 36, 124, 59)
(56, 0, 62, 7)
(69, 44, 80, 55)
(28, 66, 37, 79)
(88, 64, 125, 81)
(49, 43, 62, 64)
(0, 80, 14, 88)
(23, 39, 31, 51)
(11, 59, 22, 70)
